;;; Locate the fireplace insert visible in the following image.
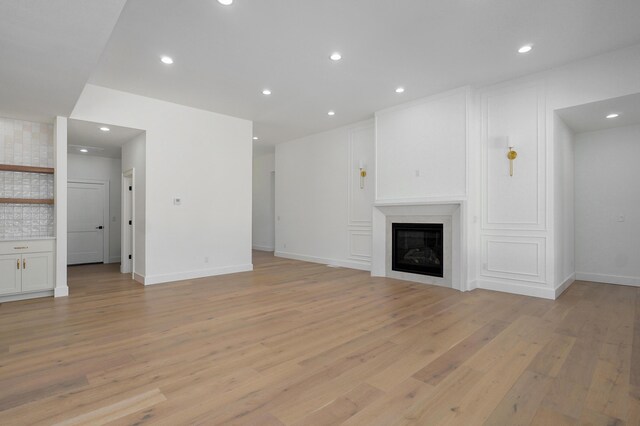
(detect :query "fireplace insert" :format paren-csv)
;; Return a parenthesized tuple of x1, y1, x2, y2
(392, 223, 444, 277)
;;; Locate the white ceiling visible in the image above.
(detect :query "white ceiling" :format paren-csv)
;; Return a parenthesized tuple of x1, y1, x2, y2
(0, 0, 127, 123)
(557, 93, 640, 134)
(88, 0, 640, 148)
(68, 119, 143, 159)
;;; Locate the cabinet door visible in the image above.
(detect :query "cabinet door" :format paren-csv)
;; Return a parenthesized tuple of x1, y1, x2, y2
(0, 254, 21, 295)
(21, 252, 54, 292)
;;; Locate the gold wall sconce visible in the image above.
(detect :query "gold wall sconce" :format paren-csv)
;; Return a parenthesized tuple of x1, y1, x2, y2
(507, 144, 517, 177)
(359, 160, 367, 189)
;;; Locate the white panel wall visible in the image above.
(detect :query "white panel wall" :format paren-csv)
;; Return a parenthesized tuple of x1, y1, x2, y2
(122, 133, 146, 277)
(477, 81, 551, 298)
(252, 152, 275, 251)
(71, 84, 253, 284)
(275, 120, 374, 270)
(68, 154, 122, 263)
(575, 125, 640, 286)
(375, 88, 468, 202)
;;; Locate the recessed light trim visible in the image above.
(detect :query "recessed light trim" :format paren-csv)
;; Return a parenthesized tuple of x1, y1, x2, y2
(253, 136, 259, 140)
(218, 0, 233, 5)
(395, 87, 405, 93)
(518, 44, 533, 54)
(262, 89, 272, 95)
(99, 127, 110, 132)
(327, 110, 336, 116)
(606, 113, 620, 119)
(80, 149, 88, 153)
(160, 56, 174, 65)
(330, 52, 342, 61)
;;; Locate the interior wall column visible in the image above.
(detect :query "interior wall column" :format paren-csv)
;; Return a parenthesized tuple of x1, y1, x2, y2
(54, 116, 69, 297)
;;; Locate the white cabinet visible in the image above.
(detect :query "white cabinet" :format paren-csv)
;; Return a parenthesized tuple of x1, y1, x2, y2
(0, 254, 21, 295)
(0, 240, 54, 299)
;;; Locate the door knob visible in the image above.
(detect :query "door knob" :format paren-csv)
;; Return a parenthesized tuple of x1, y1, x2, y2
(96, 226, 104, 229)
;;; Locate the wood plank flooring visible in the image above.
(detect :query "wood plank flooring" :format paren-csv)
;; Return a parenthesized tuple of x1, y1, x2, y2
(0, 251, 638, 425)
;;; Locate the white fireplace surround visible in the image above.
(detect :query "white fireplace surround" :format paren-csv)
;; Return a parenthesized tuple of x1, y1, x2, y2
(371, 201, 465, 291)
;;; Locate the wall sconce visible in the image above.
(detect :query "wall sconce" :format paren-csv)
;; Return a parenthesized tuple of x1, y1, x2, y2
(359, 160, 367, 189)
(507, 144, 518, 177)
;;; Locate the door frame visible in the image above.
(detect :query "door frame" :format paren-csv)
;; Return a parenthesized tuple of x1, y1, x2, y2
(121, 169, 135, 278)
(67, 178, 110, 265)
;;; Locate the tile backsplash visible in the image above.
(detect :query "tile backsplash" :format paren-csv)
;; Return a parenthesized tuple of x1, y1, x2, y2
(0, 117, 54, 239)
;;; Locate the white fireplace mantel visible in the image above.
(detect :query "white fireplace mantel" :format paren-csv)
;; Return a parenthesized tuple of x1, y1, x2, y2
(371, 199, 467, 291)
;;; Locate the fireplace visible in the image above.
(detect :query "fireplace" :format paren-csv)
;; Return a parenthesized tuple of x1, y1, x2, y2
(392, 223, 444, 277)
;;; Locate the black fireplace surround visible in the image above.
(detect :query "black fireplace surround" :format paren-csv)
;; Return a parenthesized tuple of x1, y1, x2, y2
(392, 223, 444, 277)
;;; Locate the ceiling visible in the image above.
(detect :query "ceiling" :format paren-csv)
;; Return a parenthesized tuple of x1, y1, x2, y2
(557, 93, 640, 134)
(88, 0, 640, 148)
(2, 1, 640, 149)
(68, 119, 143, 159)
(0, 0, 127, 123)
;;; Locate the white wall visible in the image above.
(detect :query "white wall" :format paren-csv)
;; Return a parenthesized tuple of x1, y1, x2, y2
(275, 120, 374, 270)
(553, 116, 575, 289)
(575, 124, 640, 286)
(252, 152, 275, 251)
(375, 88, 468, 202)
(68, 154, 122, 263)
(71, 84, 253, 285)
(122, 133, 146, 277)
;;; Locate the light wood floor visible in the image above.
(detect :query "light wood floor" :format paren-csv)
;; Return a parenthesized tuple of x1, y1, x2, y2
(0, 251, 639, 425)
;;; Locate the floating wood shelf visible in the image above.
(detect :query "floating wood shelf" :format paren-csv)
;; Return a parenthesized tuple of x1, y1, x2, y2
(0, 198, 54, 205)
(0, 164, 55, 174)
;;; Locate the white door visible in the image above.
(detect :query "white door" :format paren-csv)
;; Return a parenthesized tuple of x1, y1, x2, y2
(121, 174, 133, 274)
(0, 254, 21, 295)
(21, 252, 54, 292)
(68, 182, 105, 265)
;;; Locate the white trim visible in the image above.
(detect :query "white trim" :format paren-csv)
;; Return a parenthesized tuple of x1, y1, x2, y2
(67, 178, 110, 265)
(555, 273, 575, 298)
(54, 116, 68, 297)
(476, 279, 555, 299)
(252, 245, 275, 252)
(109, 256, 121, 263)
(576, 272, 640, 287)
(0, 290, 54, 303)
(144, 264, 254, 285)
(134, 272, 144, 284)
(275, 251, 371, 271)
(54, 286, 68, 297)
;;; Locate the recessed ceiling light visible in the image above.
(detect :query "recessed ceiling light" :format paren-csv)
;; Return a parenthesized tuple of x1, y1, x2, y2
(80, 149, 88, 153)
(518, 44, 533, 54)
(160, 56, 174, 65)
(395, 87, 405, 93)
(218, 0, 233, 5)
(253, 136, 259, 140)
(262, 89, 272, 95)
(606, 113, 620, 119)
(327, 110, 335, 116)
(99, 127, 110, 132)
(330, 52, 342, 61)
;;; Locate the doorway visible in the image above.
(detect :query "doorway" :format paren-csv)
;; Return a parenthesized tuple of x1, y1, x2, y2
(67, 180, 109, 265)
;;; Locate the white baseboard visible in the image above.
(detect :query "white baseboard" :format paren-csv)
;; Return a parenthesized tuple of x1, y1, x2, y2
(275, 251, 371, 271)
(466, 280, 478, 292)
(109, 256, 121, 264)
(144, 264, 254, 286)
(1, 290, 54, 302)
(54, 286, 69, 297)
(134, 273, 145, 284)
(555, 273, 575, 298)
(575, 272, 640, 287)
(252, 245, 275, 252)
(476, 279, 555, 299)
